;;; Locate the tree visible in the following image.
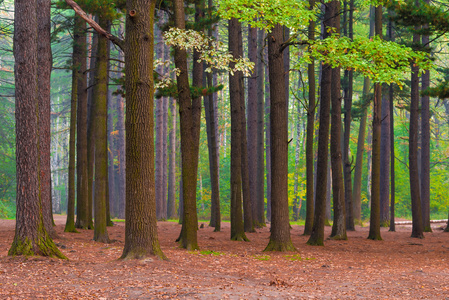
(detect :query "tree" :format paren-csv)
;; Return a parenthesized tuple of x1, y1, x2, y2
(229, 17, 249, 242)
(307, 1, 335, 246)
(9, 0, 64, 258)
(367, 5, 383, 241)
(65, 0, 165, 259)
(264, 23, 295, 251)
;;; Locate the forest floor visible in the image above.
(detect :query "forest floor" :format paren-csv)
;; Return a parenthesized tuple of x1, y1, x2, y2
(0, 216, 448, 299)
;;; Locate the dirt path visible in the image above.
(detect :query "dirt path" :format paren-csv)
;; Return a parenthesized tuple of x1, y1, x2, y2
(0, 216, 448, 299)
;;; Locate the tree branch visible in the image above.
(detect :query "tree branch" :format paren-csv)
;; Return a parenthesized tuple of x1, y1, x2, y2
(65, 0, 125, 51)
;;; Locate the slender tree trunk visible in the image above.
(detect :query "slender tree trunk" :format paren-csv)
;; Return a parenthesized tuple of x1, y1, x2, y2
(264, 44, 271, 224)
(9, 0, 64, 258)
(93, 17, 110, 243)
(75, 17, 89, 228)
(175, 0, 201, 250)
(256, 28, 265, 229)
(330, 3, 346, 240)
(229, 17, 249, 242)
(343, 0, 355, 231)
(66, 17, 81, 233)
(380, 87, 390, 227)
(121, 0, 165, 260)
(307, 1, 334, 246)
(155, 16, 164, 219)
(368, 5, 383, 241)
(353, 78, 369, 225)
(162, 95, 168, 220)
(410, 25, 424, 239)
(246, 23, 257, 232)
(421, 9, 431, 232)
(167, 97, 177, 219)
(304, 0, 316, 236)
(389, 83, 396, 231)
(264, 24, 295, 251)
(106, 24, 114, 226)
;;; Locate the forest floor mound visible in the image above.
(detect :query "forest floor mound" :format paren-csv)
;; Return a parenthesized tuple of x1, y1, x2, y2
(0, 216, 448, 299)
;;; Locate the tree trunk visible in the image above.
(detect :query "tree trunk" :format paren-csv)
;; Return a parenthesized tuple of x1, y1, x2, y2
(229, 17, 249, 242)
(352, 78, 369, 225)
(246, 23, 258, 232)
(307, 1, 334, 246)
(9, 0, 64, 258)
(264, 43, 271, 224)
(256, 28, 265, 229)
(167, 96, 177, 220)
(329, 2, 346, 240)
(121, 0, 165, 260)
(380, 88, 390, 227)
(304, 0, 316, 236)
(343, 0, 355, 231)
(421, 12, 431, 232)
(264, 24, 295, 252)
(106, 24, 114, 225)
(368, 5, 383, 241)
(93, 17, 110, 243)
(155, 16, 164, 220)
(75, 16, 89, 228)
(410, 27, 424, 239)
(175, 0, 201, 250)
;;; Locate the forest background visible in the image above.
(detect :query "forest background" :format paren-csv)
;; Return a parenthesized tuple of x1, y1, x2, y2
(0, 0, 448, 227)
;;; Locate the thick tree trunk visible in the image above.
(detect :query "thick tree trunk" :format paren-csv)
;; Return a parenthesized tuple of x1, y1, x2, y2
(307, 1, 334, 246)
(93, 17, 110, 243)
(410, 29, 424, 239)
(175, 0, 201, 250)
(246, 23, 257, 232)
(304, 0, 316, 236)
(368, 5, 383, 241)
(264, 24, 295, 252)
(9, 0, 64, 258)
(121, 0, 165, 260)
(75, 17, 90, 228)
(329, 3, 346, 239)
(229, 18, 249, 242)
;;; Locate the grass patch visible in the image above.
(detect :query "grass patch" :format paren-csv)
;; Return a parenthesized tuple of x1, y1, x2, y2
(284, 254, 316, 261)
(252, 254, 271, 261)
(190, 249, 224, 256)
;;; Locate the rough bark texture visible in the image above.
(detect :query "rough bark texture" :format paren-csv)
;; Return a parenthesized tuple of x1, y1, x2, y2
(264, 24, 295, 252)
(9, 0, 64, 258)
(175, 0, 201, 250)
(37, 0, 57, 238)
(256, 28, 265, 229)
(368, 5, 383, 241)
(410, 29, 424, 239)
(421, 25, 431, 232)
(264, 43, 271, 224)
(75, 17, 90, 229)
(246, 23, 257, 232)
(307, 1, 334, 246)
(155, 17, 164, 220)
(93, 17, 110, 243)
(229, 18, 249, 242)
(380, 89, 390, 227)
(121, 0, 165, 260)
(304, 0, 315, 236)
(329, 4, 346, 240)
(343, 0, 355, 231)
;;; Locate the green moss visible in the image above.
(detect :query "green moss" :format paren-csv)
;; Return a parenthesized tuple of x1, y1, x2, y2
(252, 254, 271, 261)
(264, 239, 297, 252)
(329, 234, 348, 240)
(230, 233, 250, 242)
(380, 220, 390, 227)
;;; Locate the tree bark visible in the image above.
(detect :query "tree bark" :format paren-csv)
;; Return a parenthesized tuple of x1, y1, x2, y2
(229, 17, 249, 242)
(410, 26, 424, 239)
(264, 24, 295, 251)
(121, 0, 165, 260)
(175, 0, 201, 250)
(93, 17, 110, 243)
(167, 97, 177, 220)
(9, 0, 64, 258)
(329, 2, 346, 240)
(75, 16, 89, 228)
(380, 88, 390, 227)
(256, 28, 265, 229)
(307, 1, 334, 246)
(368, 5, 383, 241)
(155, 16, 164, 220)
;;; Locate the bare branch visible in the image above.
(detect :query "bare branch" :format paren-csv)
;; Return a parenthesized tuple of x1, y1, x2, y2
(65, 0, 125, 51)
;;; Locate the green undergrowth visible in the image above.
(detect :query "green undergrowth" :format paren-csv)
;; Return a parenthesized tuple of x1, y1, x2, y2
(190, 249, 225, 256)
(252, 254, 271, 261)
(0, 201, 15, 219)
(284, 254, 316, 261)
